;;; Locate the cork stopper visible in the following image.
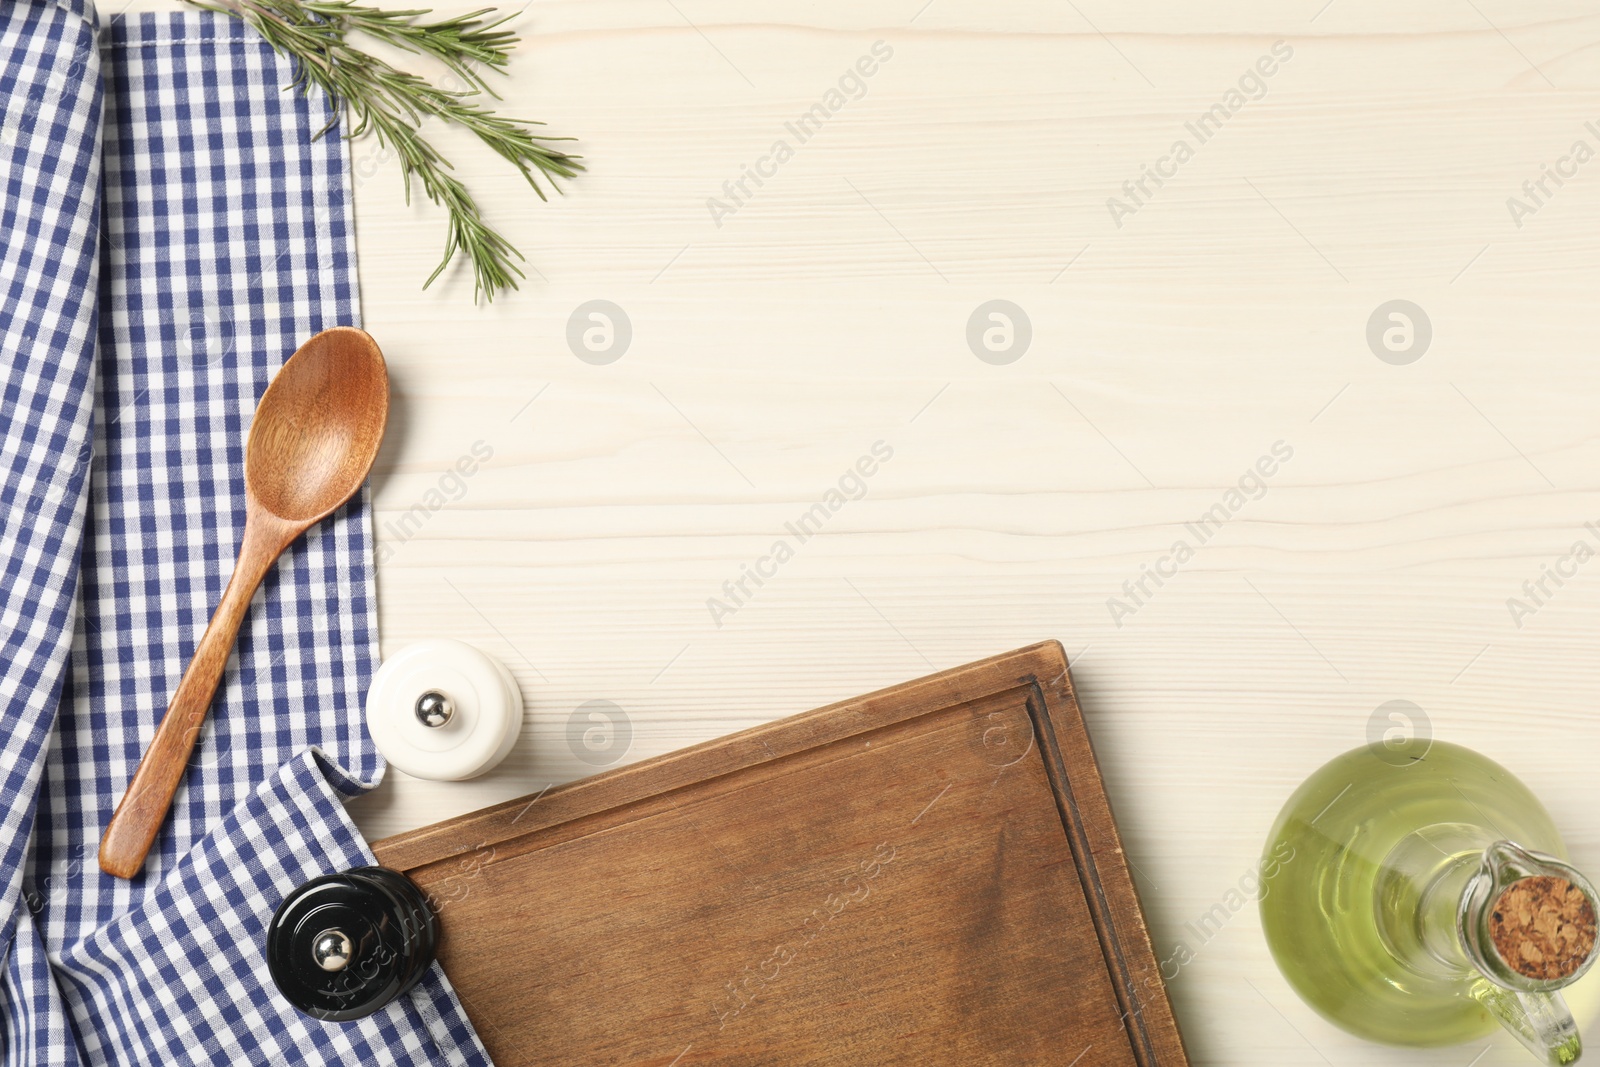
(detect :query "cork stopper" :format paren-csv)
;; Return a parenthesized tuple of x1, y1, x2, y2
(1489, 875, 1599, 981)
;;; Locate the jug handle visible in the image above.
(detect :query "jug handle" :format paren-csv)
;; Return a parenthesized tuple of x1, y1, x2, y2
(1470, 980, 1583, 1066)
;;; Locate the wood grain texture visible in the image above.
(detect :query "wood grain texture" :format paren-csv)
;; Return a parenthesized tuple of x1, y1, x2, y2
(121, 1, 1600, 1060)
(373, 642, 1188, 1066)
(99, 328, 389, 879)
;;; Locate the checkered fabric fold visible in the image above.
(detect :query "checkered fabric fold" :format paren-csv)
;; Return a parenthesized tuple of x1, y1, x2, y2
(0, 6, 493, 1064)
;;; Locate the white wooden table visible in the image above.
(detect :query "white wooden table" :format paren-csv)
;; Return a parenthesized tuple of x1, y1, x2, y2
(131, 1, 1600, 1061)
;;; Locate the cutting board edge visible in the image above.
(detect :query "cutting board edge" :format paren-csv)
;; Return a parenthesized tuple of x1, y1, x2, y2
(372, 640, 1070, 868)
(1029, 668, 1192, 1067)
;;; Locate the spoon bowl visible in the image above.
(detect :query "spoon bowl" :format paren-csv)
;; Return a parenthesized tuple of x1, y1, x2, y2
(100, 326, 389, 880)
(247, 327, 388, 523)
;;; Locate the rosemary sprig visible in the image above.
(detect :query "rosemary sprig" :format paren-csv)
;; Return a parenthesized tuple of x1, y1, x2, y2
(292, 2, 519, 97)
(185, 0, 583, 302)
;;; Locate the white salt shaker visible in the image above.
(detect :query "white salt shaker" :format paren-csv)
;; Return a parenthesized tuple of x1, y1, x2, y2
(365, 639, 523, 780)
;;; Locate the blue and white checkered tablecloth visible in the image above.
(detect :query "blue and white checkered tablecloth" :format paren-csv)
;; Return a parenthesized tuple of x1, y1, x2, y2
(0, 3, 494, 1064)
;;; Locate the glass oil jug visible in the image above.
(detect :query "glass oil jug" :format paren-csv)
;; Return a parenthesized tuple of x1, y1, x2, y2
(1261, 739, 1600, 1064)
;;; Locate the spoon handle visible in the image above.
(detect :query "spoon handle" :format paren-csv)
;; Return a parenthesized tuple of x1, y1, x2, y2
(99, 516, 296, 880)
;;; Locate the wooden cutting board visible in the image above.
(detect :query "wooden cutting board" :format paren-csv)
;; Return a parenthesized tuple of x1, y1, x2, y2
(372, 642, 1189, 1066)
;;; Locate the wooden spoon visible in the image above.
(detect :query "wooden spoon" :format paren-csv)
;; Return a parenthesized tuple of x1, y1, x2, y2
(99, 327, 389, 880)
